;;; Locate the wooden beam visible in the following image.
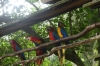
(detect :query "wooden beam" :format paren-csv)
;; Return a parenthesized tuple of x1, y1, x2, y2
(22, 26, 40, 37)
(84, 1, 100, 9)
(41, 0, 60, 4)
(0, 15, 14, 23)
(89, 1, 100, 8)
(90, 1, 100, 8)
(0, 0, 92, 37)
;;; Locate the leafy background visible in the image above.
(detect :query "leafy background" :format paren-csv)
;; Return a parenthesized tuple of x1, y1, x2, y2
(0, 0, 100, 66)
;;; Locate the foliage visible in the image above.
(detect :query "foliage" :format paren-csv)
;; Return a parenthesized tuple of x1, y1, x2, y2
(0, 0, 100, 66)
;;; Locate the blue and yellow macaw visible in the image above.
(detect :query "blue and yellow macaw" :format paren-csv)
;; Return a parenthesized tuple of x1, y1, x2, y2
(47, 26, 63, 66)
(27, 36, 47, 66)
(10, 40, 26, 66)
(57, 22, 69, 65)
(58, 22, 69, 44)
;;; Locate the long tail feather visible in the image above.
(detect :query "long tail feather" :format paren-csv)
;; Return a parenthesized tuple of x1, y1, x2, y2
(57, 50, 61, 59)
(57, 50, 63, 66)
(36, 59, 43, 66)
(61, 43, 66, 66)
(62, 46, 65, 66)
(59, 58, 63, 66)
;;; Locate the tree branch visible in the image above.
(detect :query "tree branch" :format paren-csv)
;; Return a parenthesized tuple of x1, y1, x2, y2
(25, 0, 39, 10)
(13, 35, 100, 66)
(89, 54, 100, 60)
(0, 22, 100, 60)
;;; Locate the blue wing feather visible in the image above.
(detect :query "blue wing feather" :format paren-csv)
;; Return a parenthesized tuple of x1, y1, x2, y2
(53, 31, 59, 40)
(53, 31, 61, 46)
(61, 28, 69, 44)
(61, 28, 68, 37)
(34, 42, 39, 46)
(15, 45, 26, 60)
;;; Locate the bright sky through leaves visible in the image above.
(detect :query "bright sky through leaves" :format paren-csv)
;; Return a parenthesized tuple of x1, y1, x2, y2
(0, 0, 48, 15)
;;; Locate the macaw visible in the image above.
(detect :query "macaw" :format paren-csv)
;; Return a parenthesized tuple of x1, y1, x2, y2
(58, 22, 69, 44)
(47, 26, 63, 66)
(27, 36, 47, 66)
(10, 40, 26, 66)
(57, 22, 70, 65)
(46, 26, 61, 46)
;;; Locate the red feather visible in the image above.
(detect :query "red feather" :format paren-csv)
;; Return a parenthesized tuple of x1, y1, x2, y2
(28, 36, 42, 44)
(29, 36, 40, 42)
(27, 36, 46, 66)
(10, 40, 26, 66)
(49, 31, 55, 40)
(36, 50, 44, 66)
(10, 40, 22, 51)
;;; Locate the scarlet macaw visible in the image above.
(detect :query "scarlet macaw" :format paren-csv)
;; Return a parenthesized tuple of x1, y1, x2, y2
(46, 26, 61, 46)
(27, 36, 47, 66)
(47, 26, 63, 66)
(57, 22, 69, 65)
(10, 40, 26, 66)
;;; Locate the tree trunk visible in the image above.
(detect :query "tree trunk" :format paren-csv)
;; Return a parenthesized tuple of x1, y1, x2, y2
(53, 48, 85, 66)
(65, 49, 85, 66)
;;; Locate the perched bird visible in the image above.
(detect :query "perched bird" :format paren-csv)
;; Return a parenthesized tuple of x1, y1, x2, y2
(46, 26, 61, 46)
(27, 36, 47, 66)
(10, 40, 26, 66)
(57, 22, 69, 65)
(57, 22, 69, 44)
(47, 26, 63, 66)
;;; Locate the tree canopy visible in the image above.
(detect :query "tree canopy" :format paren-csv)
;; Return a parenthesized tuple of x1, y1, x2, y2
(0, 0, 100, 66)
